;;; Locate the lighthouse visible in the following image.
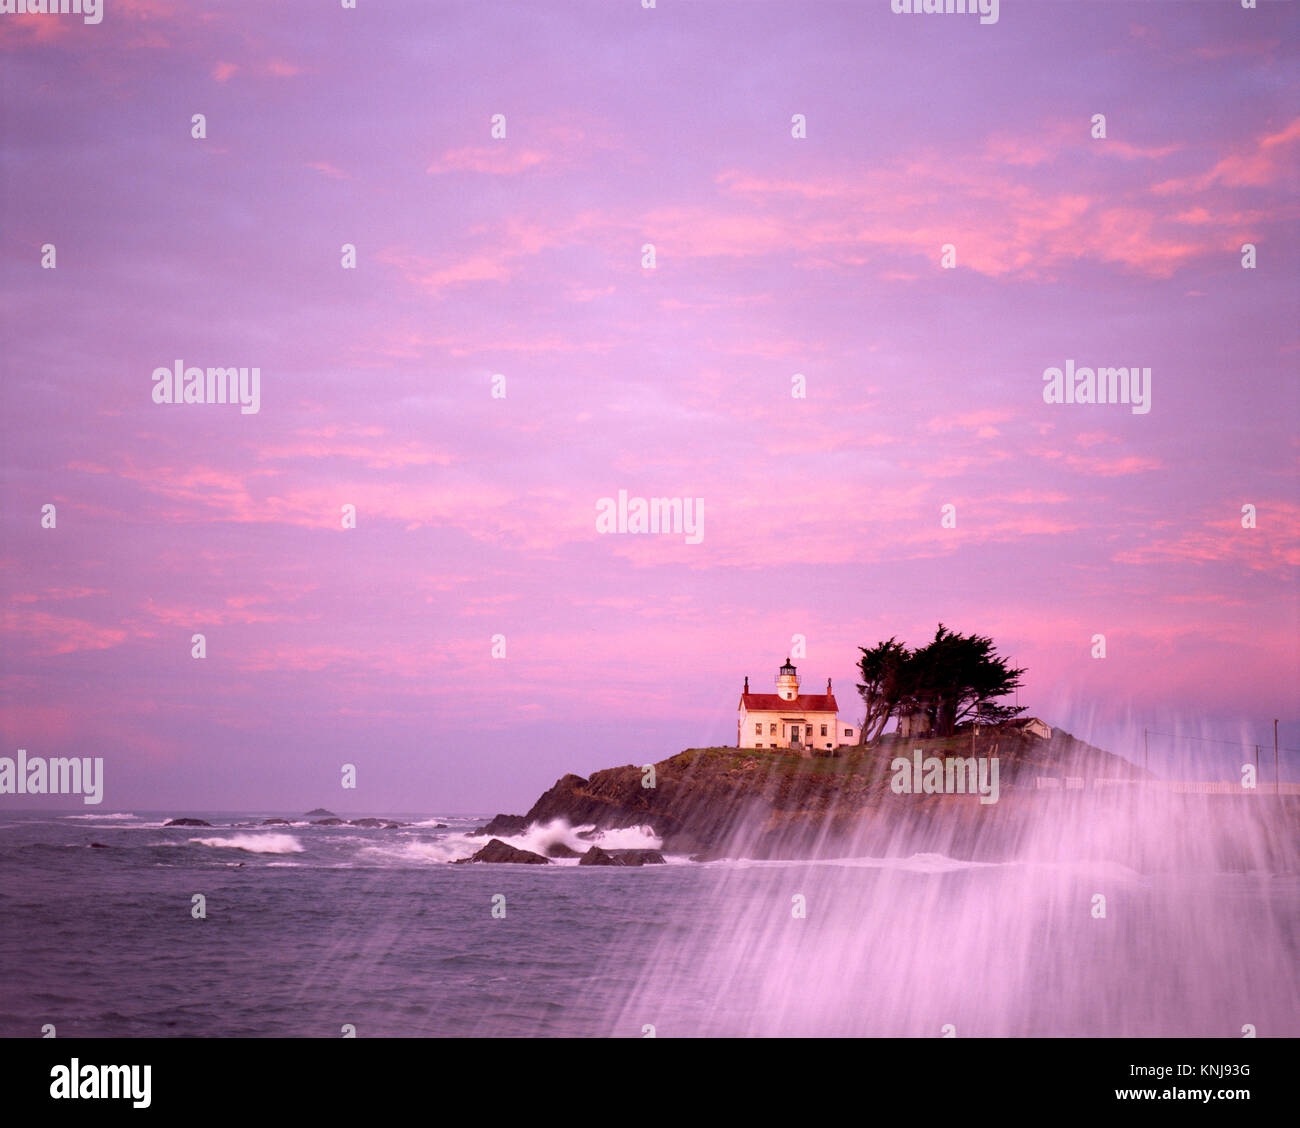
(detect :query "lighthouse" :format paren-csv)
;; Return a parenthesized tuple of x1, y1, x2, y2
(776, 657, 800, 701)
(737, 658, 858, 754)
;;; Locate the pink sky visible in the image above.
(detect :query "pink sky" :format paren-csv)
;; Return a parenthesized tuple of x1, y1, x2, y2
(1, 1, 1297, 810)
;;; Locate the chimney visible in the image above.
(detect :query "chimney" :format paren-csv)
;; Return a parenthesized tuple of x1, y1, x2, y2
(743, 676, 749, 693)
(827, 678, 832, 693)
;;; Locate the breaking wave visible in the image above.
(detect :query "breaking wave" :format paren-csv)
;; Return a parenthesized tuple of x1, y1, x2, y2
(188, 834, 304, 854)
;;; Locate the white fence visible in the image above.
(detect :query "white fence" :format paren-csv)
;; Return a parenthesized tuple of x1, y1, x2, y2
(1035, 776, 1300, 795)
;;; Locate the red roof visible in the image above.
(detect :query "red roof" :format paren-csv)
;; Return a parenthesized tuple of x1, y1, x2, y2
(740, 692, 839, 713)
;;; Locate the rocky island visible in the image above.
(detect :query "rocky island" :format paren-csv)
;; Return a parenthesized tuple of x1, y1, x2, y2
(472, 725, 1297, 869)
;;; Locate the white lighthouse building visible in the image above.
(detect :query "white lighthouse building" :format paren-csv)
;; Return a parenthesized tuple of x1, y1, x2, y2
(737, 658, 858, 754)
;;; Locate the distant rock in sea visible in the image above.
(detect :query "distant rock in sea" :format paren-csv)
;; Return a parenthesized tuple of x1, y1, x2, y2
(454, 838, 549, 865)
(304, 808, 336, 817)
(164, 818, 212, 827)
(351, 818, 387, 828)
(311, 818, 348, 826)
(261, 818, 292, 826)
(89, 842, 110, 849)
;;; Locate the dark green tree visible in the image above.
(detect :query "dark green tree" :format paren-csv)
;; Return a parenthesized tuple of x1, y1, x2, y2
(856, 624, 1026, 741)
(855, 636, 912, 744)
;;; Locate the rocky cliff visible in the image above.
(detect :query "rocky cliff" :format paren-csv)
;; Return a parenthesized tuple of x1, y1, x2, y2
(475, 727, 1297, 869)
(478, 728, 1125, 857)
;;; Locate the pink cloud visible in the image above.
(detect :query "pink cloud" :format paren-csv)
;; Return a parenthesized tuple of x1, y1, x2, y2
(306, 160, 350, 180)
(1153, 117, 1300, 194)
(428, 146, 552, 175)
(0, 609, 129, 657)
(1114, 501, 1300, 575)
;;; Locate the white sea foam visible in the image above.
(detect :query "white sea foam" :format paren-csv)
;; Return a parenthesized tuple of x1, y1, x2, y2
(822, 852, 995, 874)
(62, 812, 137, 821)
(350, 819, 669, 866)
(189, 834, 304, 854)
(582, 824, 663, 851)
(358, 837, 477, 865)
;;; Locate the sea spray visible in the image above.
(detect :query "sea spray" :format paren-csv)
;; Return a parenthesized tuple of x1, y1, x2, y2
(596, 785, 1299, 1036)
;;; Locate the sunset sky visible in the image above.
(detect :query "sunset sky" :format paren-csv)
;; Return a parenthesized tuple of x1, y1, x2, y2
(2, 1, 1297, 811)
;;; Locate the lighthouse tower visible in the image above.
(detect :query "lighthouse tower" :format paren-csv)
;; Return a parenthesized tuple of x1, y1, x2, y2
(776, 657, 800, 701)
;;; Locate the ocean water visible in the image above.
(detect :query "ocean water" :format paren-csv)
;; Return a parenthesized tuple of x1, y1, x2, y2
(0, 808, 1296, 1038)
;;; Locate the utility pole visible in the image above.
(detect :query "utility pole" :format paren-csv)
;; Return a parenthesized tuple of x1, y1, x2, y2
(1255, 745, 1260, 793)
(1143, 728, 1148, 777)
(1275, 719, 1280, 795)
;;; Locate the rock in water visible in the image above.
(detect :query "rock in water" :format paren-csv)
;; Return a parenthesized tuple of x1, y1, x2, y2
(613, 849, 666, 865)
(164, 818, 212, 827)
(312, 818, 348, 826)
(350, 818, 387, 828)
(579, 846, 667, 866)
(545, 842, 582, 859)
(472, 813, 530, 837)
(261, 818, 291, 826)
(89, 842, 110, 849)
(454, 838, 549, 865)
(304, 808, 335, 817)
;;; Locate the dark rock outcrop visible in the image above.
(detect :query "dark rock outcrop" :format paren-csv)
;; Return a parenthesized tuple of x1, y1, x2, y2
(471, 813, 530, 837)
(311, 817, 347, 826)
(612, 849, 666, 865)
(304, 808, 335, 817)
(454, 838, 549, 865)
(164, 818, 212, 827)
(578, 846, 666, 867)
(497, 726, 1258, 864)
(261, 818, 291, 826)
(89, 842, 110, 849)
(545, 842, 582, 859)
(351, 818, 386, 828)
